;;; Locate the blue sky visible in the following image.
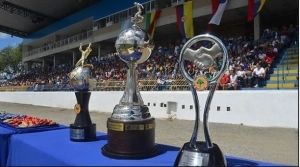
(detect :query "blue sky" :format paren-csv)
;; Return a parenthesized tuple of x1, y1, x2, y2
(0, 32, 22, 50)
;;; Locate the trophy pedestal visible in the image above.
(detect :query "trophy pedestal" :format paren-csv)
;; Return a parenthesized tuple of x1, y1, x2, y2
(70, 123, 96, 142)
(70, 91, 96, 142)
(102, 117, 159, 159)
(174, 141, 226, 166)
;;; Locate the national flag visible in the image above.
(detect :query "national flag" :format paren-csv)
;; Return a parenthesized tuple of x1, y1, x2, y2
(175, 1, 194, 39)
(208, 0, 228, 26)
(145, 10, 162, 38)
(247, 0, 266, 22)
(120, 19, 133, 32)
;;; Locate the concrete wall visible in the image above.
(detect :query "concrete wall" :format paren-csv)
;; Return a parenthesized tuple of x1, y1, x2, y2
(0, 90, 297, 128)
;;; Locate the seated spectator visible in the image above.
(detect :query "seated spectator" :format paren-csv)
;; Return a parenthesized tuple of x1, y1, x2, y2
(228, 69, 238, 90)
(261, 59, 270, 74)
(236, 66, 245, 87)
(243, 66, 253, 88)
(252, 63, 265, 88)
(218, 72, 230, 90)
(258, 48, 266, 60)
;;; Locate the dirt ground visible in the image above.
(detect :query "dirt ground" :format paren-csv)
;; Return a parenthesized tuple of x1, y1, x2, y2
(0, 102, 298, 166)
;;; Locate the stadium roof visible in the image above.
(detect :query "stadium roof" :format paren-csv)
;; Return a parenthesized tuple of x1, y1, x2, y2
(0, 0, 100, 38)
(0, 0, 298, 39)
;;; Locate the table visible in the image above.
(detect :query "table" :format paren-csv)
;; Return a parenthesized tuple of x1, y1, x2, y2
(6, 129, 285, 166)
(0, 127, 14, 167)
(0, 124, 67, 166)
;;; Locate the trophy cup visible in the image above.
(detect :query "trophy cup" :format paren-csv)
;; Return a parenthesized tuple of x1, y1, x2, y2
(101, 2, 159, 159)
(174, 34, 229, 166)
(69, 42, 96, 142)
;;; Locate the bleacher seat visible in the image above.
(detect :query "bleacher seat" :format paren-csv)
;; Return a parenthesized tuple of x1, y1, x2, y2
(266, 46, 299, 89)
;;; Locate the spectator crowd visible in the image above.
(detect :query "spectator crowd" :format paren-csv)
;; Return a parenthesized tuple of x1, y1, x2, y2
(0, 24, 298, 91)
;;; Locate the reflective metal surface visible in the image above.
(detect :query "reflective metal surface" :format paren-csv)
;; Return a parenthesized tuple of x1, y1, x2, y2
(102, 3, 158, 159)
(69, 66, 92, 91)
(69, 43, 94, 91)
(111, 2, 154, 121)
(115, 25, 152, 64)
(175, 34, 229, 166)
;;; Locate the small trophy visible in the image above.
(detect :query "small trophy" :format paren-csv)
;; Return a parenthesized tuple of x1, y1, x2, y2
(69, 42, 96, 142)
(174, 34, 229, 166)
(101, 2, 159, 159)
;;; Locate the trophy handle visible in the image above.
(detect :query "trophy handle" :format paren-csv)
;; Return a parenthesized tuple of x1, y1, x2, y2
(136, 47, 152, 64)
(179, 34, 229, 149)
(188, 84, 200, 149)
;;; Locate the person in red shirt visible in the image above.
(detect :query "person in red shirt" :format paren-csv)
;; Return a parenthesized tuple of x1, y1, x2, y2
(218, 72, 230, 90)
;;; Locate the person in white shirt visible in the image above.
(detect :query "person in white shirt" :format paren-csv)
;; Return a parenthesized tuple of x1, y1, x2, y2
(258, 49, 266, 60)
(228, 69, 238, 90)
(236, 66, 245, 87)
(252, 63, 265, 88)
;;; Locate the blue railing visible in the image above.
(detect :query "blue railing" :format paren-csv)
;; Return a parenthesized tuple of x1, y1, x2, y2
(26, 84, 75, 92)
(277, 50, 287, 90)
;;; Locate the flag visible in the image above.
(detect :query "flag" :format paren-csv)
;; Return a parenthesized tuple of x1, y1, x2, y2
(247, 0, 266, 22)
(120, 19, 133, 32)
(208, 0, 228, 26)
(175, 1, 194, 39)
(145, 10, 162, 38)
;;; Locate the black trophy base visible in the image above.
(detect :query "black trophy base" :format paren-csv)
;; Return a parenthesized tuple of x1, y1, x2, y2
(101, 118, 159, 159)
(70, 123, 96, 142)
(174, 141, 227, 166)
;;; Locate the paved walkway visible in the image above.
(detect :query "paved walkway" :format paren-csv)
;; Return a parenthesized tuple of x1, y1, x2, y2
(0, 102, 297, 165)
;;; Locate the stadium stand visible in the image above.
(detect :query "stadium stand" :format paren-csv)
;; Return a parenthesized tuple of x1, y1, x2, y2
(0, 0, 298, 92)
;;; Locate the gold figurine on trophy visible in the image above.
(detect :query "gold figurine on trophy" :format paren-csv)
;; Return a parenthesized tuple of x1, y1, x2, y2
(75, 42, 94, 69)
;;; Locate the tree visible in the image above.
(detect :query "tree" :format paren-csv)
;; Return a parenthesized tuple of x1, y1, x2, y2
(0, 43, 22, 73)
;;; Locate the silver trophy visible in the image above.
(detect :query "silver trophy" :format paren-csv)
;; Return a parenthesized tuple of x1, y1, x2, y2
(174, 34, 229, 166)
(102, 2, 158, 159)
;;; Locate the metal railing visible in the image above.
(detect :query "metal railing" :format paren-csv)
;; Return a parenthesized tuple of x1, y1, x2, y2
(93, 0, 156, 30)
(0, 78, 190, 92)
(22, 30, 93, 58)
(92, 0, 185, 30)
(0, 86, 29, 92)
(276, 50, 288, 90)
(25, 84, 75, 92)
(23, 0, 188, 57)
(93, 78, 190, 91)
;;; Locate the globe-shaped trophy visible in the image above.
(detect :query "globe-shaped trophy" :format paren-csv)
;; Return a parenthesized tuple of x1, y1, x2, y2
(174, 34, 229, 166)
(102, 2, 158, 159)
(69, 42, 96, 142)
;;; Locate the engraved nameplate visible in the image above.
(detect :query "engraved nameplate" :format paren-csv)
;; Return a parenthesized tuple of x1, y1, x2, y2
(125, 124, 145, 130)
(70, 129, 85, 140)
(178, 151, 209, 166)
(107, 122, 124, 131)
(145, 123, 155, 130)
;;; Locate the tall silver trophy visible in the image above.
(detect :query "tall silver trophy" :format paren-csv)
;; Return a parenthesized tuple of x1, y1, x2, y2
(102, 2, 158, 159)
(174, 34, 229, 166)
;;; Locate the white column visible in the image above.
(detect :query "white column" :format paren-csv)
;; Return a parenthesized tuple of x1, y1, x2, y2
(98, 44, 101, 62)
(42, 59, 45, 68)
(254, 13, 260, 40)
(72, 51, 76, 66)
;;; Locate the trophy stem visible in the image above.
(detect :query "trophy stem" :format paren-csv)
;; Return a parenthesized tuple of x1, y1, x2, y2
(188, 84, 200, 149)
(203, 82, 218, 148)
(70, 91, 96, 142)
(74, 91, 92, 126)
(119, 62, 144, 106)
